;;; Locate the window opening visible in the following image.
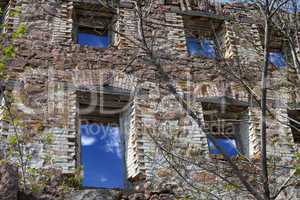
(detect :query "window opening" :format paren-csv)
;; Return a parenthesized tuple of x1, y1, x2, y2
(80, 118, 125, 189)
(288, 109, 300, 144)
(77, 27, 111, 48)
(73, 3, 114, 48)
(77, 87, 131, 189)
(207, 137, 238, 157)
(183, 15, 224, 59)
(268, 52, 287, 68)
(201, 97, 249, 158)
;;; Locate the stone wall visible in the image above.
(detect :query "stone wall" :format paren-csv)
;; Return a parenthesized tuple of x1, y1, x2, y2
(0, 0, 299, 199)
(0, 161, 18, 200)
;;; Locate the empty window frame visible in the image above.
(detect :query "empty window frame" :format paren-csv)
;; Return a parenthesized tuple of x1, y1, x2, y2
(80, 117, 125, 189)
(165, 0, 218, 12)
(259, 27, 287, 68)
(188, 0, 218, 12)
(77, 87, 131, 189)
(201, 98, 249, 158)
(0, 0, 8, 31)
(183, 16, 224, 59)
(73, 3, 114, 48)
(288, 109, 300, 144)
(267, 33, 287, 68)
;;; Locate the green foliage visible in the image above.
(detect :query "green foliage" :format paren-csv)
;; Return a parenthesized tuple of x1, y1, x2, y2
(294, 152, 300, 176)
(295, 166, 300, 176)
(9, 6, 21, 18)
(62, 166, 83, 189)
(3, 44, 15, 58)
(42, 132, 54, 144)
(0, 159, 8, 165)
(12, 24, 26, 39)
(295, 152, 300, 160)
(224, 183, 239, 191)
(0, 61, 5, 72)
(41, 154, 53, 165)
(0, 9, 67, 197)
(63, 175, 83, 189)
(181, 196, 191, 200)
(8, 135, 18, 145)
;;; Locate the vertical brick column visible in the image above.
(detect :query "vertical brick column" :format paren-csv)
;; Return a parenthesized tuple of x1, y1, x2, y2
(51, 1, 73, 46)
(223, 21, 238, 59)
(248, 108, 261, 159)
(165, 12, 187, 57)
(118, 6, 138, 49)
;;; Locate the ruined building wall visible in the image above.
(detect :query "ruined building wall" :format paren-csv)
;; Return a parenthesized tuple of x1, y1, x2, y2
(0, 0, 299, 199)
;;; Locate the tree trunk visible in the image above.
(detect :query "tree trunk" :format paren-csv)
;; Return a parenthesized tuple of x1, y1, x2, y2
(260, 17, 271, 200)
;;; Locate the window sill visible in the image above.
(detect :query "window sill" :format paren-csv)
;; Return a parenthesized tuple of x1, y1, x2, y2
(187, 54, 217, 60)
(80, 187, 125, 191)
(209, 154, 240, 160)
(75, 43, 112, 49)
(71, 43, 118, 52)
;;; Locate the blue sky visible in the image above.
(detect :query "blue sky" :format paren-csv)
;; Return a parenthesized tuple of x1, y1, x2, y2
(186, 38, 216, 59)
(269, 52, 287, 69)
(77, 32, 110, 48)
(81, 124, 125, 189)
(207, 138, 238, 157)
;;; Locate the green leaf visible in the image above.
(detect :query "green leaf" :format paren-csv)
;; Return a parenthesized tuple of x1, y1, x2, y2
(27, 154, 33, 162)
(42, 133, 54, 144)
(3, 45, 15, 58)
(0, 62, 6, 72)
(295, 166, 300, 176)
(9, 7, 21, 18)
(295, 152, 300, 160)
(12, 24, 26, 39)
(8, 135, 17, 145)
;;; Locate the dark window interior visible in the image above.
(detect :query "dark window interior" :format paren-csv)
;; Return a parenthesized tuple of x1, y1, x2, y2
(165, 0, 219, 13)
(0, 0, 8, 27)
(268, 29, 285, 52)
(0, 1, 8, 17)
(201, 99, 249, 158)
(288, 109, 300, 144)
(259, 26, 288, 68)
(268, 30, 287, 68)
(73, 3, 114, 48)
(183, 15, 224, 59)
(165, 0, 178, 5)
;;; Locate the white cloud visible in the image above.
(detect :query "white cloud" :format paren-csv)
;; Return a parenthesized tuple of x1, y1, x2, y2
(100, 176, 108, 183)
(81, 135, 96, 146)
(103, 127, 122, 158)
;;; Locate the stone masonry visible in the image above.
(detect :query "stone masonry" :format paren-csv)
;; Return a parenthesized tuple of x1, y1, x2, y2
(0, 0, 299, 199)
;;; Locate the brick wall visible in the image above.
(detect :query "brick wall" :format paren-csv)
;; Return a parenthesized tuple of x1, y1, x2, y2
(0, 0, 299, 199)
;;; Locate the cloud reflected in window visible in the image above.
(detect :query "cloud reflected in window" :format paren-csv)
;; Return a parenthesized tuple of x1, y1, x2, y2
(207, 138, 238, 157)
(268, 52, 287, 69)
(81, 124, 125, 189)
(186, 38, 216, 59)
(77, 32, 111, 48)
